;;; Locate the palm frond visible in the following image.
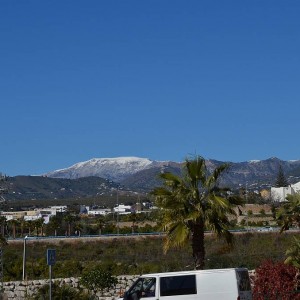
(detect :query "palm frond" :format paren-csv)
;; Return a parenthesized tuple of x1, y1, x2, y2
(185, 156, 206, 186)
(163, 222, 190, 253)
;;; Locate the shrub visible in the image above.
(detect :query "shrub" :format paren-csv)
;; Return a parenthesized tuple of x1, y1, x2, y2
(80, 266, 118, 295)
(253, 260, 300, 300)
(33, 283, 91, 300)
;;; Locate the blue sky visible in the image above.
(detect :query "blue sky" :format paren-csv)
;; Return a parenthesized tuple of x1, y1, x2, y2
(1, 1, 300, 176)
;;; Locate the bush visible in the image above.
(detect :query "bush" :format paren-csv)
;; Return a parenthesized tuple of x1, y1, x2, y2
(33, 283, 91, 300)
(80, 266, 118, 295)
(253, 260, 300, 300)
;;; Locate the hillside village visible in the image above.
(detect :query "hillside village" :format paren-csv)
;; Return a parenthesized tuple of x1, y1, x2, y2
(0, 171, 299, 236)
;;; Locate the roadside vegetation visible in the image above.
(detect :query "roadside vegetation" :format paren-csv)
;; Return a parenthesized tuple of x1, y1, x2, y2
(2, 232, 299, 282)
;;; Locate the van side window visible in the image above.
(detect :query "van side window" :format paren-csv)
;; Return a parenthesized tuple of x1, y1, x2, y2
(160, 275, 197, 296)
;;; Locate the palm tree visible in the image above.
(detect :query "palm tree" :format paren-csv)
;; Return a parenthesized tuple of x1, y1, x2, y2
(151, 155, 243, 270)
(276, 194, 300, 232)
(64, 214, 79, 236)
(0, 216, 7, 237)
(26, 220, 34, 236)
(127, 213, 138, 234)
(34, 218, 45, 237)
(285, 237, 300, 269)
(285, 237, 300, 290)
(46, 215, 61, 236)
(8, 219, 20, 239)
(19, 217, 26, 237)
(96, 216, 106, 235)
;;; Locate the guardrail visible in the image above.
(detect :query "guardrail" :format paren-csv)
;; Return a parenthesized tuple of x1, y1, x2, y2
(7, 228, 299, 241)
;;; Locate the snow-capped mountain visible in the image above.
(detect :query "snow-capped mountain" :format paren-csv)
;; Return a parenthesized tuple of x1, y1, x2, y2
(5, 156, 300, 201)
(45, 157, 169, 182)
(45, 156, 300, 191)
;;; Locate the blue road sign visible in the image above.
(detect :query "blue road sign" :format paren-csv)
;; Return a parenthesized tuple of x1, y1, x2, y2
(47, 249, 56, 266)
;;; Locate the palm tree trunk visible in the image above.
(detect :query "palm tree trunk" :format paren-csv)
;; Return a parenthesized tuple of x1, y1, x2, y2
(191, 220, 205, 270)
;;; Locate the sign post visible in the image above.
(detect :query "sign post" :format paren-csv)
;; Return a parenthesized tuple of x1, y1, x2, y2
(0, 248, 3, 292)
(47, 249, 56, 300)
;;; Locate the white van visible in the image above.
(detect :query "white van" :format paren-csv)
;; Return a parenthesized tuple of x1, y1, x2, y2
(119, 268, 252, 300)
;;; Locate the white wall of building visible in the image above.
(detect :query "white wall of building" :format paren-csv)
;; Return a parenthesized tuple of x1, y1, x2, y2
(271, 186, 296, 202)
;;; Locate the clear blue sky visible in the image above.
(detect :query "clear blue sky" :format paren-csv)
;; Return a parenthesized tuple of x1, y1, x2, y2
(1, 1, 300, 176)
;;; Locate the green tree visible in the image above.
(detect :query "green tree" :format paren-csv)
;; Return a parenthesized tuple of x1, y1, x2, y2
(33, 218, 45, 237)
(259, 209, 266, 216)
(151, 155, 243, 269)
(95, 216, 106, 235)
(64, 214, 79, 236)
(0, 216, 7, 237)
(285, 237, 300, 269)
(8, 219, 20, 239)
(285, 237, 300, 290)
(276, 193, 300, 290)
(80, 266, 118, 296)
(26, 220, 35, 236)
(276, 194, 300, 231)
(127, 212, 138, 234)
(19, 217, 26, 237)
(45, 215, 61, 236)
(275, 165, 289, 187)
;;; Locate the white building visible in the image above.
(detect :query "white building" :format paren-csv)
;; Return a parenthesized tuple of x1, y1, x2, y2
(113, 204, 132, 215)
(271, 186, 296, 202)
(86, 207, 111, 216)
(49, 206, 67, 213)
(291, 181, 300, 193)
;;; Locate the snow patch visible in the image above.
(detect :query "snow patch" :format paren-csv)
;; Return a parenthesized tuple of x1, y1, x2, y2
(45, 157, 163, 182)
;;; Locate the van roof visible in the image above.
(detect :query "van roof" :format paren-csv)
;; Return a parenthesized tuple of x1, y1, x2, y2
(140, 268, 248, 277)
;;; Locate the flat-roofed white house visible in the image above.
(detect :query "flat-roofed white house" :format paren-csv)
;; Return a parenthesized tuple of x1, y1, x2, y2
(271, 185, 296, 202)
(86, 207, 111, 216)
(113, 204, 132, 215)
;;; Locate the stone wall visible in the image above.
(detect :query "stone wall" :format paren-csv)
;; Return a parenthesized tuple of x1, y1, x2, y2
(1, 275, 138, 300)
(1, 271, 256, 299)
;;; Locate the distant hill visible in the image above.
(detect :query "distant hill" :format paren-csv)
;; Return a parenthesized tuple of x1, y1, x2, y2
(4, 176, 120, 201)
(2, 156, 300, 201)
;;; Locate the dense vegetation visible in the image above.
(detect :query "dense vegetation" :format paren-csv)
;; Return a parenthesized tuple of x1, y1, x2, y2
(3, 232, 298, 282)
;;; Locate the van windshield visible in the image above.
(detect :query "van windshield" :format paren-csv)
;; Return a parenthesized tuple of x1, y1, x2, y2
(125, 277, 156, 300)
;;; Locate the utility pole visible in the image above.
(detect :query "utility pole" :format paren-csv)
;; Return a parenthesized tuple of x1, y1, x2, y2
(116, 187, 119, 235)
(0, 174, 7, 292)
(22, 236, 28, 281)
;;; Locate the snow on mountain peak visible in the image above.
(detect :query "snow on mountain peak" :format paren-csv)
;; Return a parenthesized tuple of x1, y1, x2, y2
(45, 157, 159, 182)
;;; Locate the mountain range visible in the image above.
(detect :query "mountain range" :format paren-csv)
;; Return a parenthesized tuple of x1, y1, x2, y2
(2, 156, 300, 201)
